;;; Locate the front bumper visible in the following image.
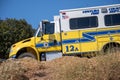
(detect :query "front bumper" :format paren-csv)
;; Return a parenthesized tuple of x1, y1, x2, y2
(9, 54, 16, 58)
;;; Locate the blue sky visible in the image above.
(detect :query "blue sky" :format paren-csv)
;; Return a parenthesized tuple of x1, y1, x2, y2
(0, 0, 120, 29)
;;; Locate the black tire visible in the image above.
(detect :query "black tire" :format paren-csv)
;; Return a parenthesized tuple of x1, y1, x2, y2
(18, 52, 37, 59)
(105, 46, 120, 54)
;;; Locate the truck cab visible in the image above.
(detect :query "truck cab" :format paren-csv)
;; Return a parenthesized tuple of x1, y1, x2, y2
(9, 16, 62, 61)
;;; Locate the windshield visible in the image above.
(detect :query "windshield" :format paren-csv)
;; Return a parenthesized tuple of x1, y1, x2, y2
(34, 22, 54, 37)
(34, 26, 42, 37)
(44, 23, 54, 34)
(37, 30, 42, 37)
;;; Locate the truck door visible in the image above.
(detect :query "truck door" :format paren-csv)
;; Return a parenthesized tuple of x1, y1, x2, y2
(35, 22, 61, 52)
(61, 30, 80, 54)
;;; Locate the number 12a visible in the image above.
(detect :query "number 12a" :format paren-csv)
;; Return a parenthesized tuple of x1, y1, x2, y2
(65, 45, 75, 52)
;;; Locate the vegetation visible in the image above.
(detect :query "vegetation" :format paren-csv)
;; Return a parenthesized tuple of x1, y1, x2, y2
(53, 54, 120, 80)
(0, 52, 120, 80)
(0, 18, 35, 59)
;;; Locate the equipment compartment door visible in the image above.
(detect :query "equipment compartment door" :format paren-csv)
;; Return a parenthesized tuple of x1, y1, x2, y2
(79, 29, 97, 52)
(61, 31, 80, 54)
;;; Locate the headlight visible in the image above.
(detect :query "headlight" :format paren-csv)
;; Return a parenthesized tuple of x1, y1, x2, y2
(9, 44, 16, 53)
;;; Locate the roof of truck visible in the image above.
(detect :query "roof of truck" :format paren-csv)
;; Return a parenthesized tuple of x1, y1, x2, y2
(60, 4, 120, 12)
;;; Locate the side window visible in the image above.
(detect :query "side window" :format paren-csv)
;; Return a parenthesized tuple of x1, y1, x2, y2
(105, 14, 120, 26)
(45, 23, 54, 34)
(70, 16, 98, 29)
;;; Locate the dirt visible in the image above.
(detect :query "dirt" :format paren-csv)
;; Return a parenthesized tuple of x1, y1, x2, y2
(0, 53, 120, 80)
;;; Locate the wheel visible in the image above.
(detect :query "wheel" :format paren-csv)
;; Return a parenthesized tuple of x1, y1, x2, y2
(105, 46, 120, 54)
(18, 52, 37, 59)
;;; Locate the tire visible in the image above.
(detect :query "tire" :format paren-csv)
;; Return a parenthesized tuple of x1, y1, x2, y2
(18, 52, 37, 59)
(105, 46, 120, 54)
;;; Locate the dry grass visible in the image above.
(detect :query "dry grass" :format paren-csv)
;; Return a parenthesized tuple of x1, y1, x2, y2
(0, 58, 46, 80)
(37, 52, 120, 80)
(0, 52, 120, 80)
(47, 52, 120, 80)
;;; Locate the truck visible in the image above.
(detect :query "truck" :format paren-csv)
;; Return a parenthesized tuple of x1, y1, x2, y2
(9, 4, 120, 61)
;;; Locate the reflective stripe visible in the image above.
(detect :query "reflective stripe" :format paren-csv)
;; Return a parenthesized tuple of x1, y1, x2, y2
(36, 29, 120, 47)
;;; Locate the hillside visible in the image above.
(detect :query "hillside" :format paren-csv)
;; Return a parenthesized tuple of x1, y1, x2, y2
(0, 53, 120, 80)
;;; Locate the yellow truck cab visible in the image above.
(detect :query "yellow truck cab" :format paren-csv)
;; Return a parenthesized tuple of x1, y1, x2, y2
(9, 4, 120, 61)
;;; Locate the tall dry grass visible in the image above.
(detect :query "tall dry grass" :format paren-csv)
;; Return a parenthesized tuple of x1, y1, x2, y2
(0, 51, 119, 80)
(51, 52, 120, 80)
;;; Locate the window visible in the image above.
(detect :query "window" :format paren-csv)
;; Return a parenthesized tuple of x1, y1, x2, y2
(70, 16, 98, 29)
(45, 23, 54, 34)
(105, 14, 120, 26)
